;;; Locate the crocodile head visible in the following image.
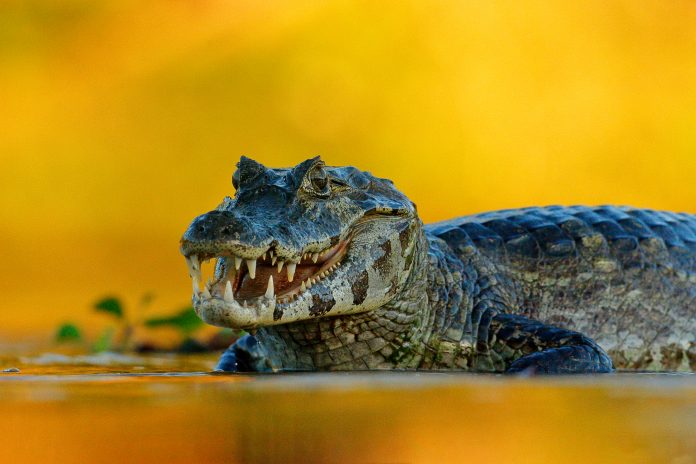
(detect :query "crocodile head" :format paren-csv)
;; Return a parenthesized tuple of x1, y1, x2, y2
(180, 156, 421, 330)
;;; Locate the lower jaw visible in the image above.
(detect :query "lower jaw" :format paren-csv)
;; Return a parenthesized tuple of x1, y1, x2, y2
(193, 295, 277, 329)
(186, 239, 351, 331)
(194, 268, 349, 331)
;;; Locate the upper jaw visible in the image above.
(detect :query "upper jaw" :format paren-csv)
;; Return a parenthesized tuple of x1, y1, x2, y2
(182, 238, 349, 328)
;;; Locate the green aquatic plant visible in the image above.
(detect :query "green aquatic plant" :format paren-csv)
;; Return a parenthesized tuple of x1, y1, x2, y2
(144, 307, 206, 352)
(92, 326, 116, 353)
(144, 307, 202, 336)
(92, 296, 134, 352)
(54, 293, 237, 353)
(55, 323, 83, 343)
(94, 297, 124, 318)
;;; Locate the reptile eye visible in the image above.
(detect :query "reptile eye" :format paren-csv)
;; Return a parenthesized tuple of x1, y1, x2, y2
(305, 164, 331, 197)
(312, 169, 327, 190)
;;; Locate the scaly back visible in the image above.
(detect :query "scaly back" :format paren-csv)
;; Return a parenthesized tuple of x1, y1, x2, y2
(426, 205, 696, 370)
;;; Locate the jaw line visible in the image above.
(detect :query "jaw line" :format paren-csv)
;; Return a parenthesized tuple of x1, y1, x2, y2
(184, 214, 411, 330)
(189, 239, 350, 329)
(193, 294, 276, 329)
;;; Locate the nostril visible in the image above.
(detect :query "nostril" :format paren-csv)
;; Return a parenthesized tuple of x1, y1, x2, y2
(195, 224, 207, 233)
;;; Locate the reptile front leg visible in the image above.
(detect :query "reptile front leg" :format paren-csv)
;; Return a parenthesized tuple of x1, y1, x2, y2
(215, 334, 273, 372)
(485, 313, 614, 374)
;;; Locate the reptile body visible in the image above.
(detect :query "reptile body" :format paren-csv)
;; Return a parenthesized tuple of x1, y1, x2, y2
(180, 157, 696, 373)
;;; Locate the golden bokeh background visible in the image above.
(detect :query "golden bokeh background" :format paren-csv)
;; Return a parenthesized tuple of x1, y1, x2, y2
(2, 0, 695, 341)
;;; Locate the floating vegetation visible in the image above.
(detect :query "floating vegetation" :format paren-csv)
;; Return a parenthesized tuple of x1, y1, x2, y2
(54, 293, 243, 353)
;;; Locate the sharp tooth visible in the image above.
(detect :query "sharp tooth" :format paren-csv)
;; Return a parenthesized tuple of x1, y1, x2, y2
(300, 281, 306, 292)
(312, 253, 319, 263)
(306, 279, 312, 289)
(311, 277, 317, 285)
(262, 252, 267, 261)
(246, 259, 256, 279)
(287, 263, 296, 282)
(265, 275, 274, 299)
(277, 260, 284, 273)
(321, 271, 327, 278)
(271, 255, 277, 265)
(185, 256, 194, 277)
(189, 255, 202, 284)
(202, 286, 211, 298)
(224, 281, 234, 303)
(269, 250, 274, 258)
(243, 300, 247, 308)
(234, 256, 242, 270)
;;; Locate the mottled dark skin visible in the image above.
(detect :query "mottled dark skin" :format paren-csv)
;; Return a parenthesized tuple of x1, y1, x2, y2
(430, 206, 696, 372)
(182, 158, 696, 373)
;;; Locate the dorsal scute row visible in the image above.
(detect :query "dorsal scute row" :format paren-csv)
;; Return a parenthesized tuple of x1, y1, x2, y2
(426, 205, 696, 265)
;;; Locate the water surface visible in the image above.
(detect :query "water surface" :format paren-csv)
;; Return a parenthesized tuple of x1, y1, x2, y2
(1, 354, 695, 464)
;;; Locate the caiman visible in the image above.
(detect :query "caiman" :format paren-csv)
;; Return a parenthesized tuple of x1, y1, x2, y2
(180, 157, 696, 373)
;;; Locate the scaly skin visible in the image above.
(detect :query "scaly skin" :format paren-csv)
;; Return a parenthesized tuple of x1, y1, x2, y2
(181, 158, 696, 373)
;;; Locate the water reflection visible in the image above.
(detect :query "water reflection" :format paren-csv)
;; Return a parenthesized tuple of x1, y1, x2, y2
(1, 361, 695, 464)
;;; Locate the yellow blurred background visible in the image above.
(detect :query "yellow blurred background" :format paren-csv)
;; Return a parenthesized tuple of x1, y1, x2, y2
(1, 0, 695, 343)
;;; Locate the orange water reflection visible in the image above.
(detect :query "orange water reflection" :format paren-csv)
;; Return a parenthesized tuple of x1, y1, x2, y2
(1, 360, 695, 464)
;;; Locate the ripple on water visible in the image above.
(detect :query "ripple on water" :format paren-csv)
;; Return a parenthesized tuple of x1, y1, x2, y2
(0, 357, 695, 464)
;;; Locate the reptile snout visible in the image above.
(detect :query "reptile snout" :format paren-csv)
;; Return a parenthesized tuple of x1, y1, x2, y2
(182, 210, 243, 243)
(180, 210, 267, 257)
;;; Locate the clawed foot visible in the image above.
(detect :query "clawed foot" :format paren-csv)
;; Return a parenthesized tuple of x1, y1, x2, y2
(215, 334, 272, 372)
(506, 345, 614, 375)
